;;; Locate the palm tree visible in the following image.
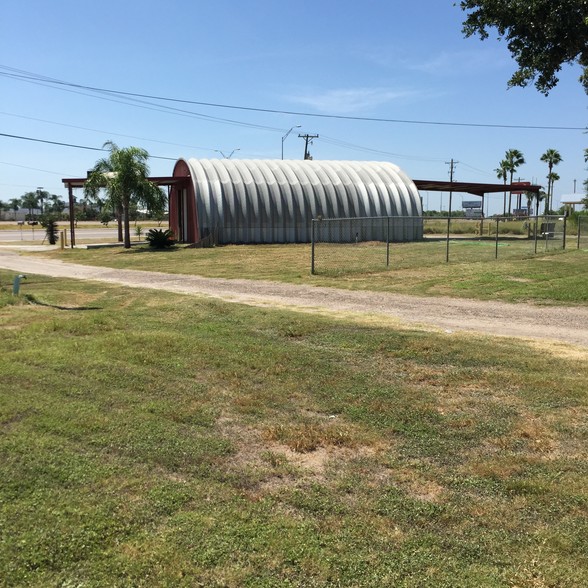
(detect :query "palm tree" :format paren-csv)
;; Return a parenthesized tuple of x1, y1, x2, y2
(535, 190, 546, 217)
(546, 172, 560, 212)
(8, 198, 21, 220)
(540, 149, 562, 213)
(21, 191, 40, 219)
(36, 189, 50, 214)
(504, 149, 525, 214)
(495, 160, 509, 216)
(85, 142, 166, 248)
(47, 194, 65, 217)
(504, 149, 526, 215)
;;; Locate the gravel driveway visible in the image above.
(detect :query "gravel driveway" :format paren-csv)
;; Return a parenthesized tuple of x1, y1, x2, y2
(1, 249, 587, 349)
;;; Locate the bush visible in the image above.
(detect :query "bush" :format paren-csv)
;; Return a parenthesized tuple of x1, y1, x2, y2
(145, 228, 176, 249)
(39, 215, 59, 245)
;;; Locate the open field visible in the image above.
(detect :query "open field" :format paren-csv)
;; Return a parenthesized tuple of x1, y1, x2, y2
(33, 242, 588, 305)
(1, 273, 587, 586)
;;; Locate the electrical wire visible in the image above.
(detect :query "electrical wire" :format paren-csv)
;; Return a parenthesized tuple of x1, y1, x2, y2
(0, 65, 584, 131)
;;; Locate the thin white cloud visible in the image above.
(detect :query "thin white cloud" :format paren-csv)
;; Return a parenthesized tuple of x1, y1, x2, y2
(405, 49, 509, 76)
(287, 87, 414, 115)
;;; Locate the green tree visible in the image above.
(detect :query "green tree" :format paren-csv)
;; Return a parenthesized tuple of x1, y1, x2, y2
(8, 198, 21, 220)
(535, 190, 547, 216)
(85, 142, 166, 249)
(494, 160, 509, 215)
(503, 149, 525, 215)
(460, 0, 588, 95)
(46, 194, 66, 217)
(20, 191, 40, 219)
(35, 189, 51, 214)
(540, 149, 563, 213)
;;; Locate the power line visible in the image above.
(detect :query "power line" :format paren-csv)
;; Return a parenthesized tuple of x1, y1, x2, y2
(0, 132, 178, 161)
(0, 65, 585, 131)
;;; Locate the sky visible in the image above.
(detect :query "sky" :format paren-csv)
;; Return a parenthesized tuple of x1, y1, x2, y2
(1, 0, 586, 215)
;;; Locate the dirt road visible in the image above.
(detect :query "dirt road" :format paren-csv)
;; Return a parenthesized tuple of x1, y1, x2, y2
(1, 249, 587, 349)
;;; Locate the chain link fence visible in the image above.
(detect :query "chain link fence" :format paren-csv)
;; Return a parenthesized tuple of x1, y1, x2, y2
(311, 215, 575, 274)
(578, 215, 588, 250)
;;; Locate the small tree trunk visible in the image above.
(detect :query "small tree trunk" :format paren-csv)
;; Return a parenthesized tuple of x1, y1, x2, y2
(117, 203, 123, 242)
(123, 198, 131, 249)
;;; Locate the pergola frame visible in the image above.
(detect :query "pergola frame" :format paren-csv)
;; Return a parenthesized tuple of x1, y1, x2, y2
(61, 176, 187, 247)
(414, 180, 542, 217)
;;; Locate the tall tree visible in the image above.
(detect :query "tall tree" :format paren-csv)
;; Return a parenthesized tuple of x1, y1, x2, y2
(494, 160, 509, 216)
(35, 189, 50, 214)
(460, 0, 588, 95)
(21, 191, 39, 219)
(8, 197, 20, 220)
(85, 142, 166, 249)
(540, 149, 563, 213)
(503, 149, 525, 215)
(47, 194, 66, 217)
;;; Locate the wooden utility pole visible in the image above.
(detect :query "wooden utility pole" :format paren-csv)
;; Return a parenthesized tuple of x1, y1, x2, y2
(299, 134, 319, 160)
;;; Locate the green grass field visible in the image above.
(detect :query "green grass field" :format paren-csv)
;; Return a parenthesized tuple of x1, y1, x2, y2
(1, 266, 587, 586)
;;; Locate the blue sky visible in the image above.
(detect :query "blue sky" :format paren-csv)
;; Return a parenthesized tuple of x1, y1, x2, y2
(1, 0, 586, 214)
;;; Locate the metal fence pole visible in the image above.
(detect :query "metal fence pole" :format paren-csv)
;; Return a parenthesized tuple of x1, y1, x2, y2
(578, 216, 582, 249)
(534, 215, 539, 254)
(311, 219, 316, 275)
(563, 214, 567, 250)
(495, 217, 499, 259)
(445, 216, 450, 263)
(386, 216, 390, 267)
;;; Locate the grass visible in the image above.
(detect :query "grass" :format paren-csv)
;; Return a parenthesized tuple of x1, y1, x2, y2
(33, 240, 588, 304)
(1, 272, 587, 586)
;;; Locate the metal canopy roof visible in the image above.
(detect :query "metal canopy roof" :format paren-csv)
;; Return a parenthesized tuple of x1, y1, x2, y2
(414, 180, 542, 197)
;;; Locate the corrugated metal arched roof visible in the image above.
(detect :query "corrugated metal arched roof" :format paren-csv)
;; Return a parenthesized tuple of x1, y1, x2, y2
(177, 159, 422, 243)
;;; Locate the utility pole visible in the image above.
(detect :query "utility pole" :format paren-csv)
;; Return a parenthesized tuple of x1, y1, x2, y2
(445, 158, 458, 263)
(445, 159, 458, 217)
(299, 134, 319, 160)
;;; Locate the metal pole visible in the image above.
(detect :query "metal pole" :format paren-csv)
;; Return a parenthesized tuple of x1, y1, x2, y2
(534, 215, 539, 254)
(495, 217, 499, 259)
(446, 214, 450, 263)
(386, 216, 390, 267)
(562, 214, 567, 250)
(578, 216, 582, 249)
(281, 126, 300, 160)
(68, 183, 76, 248)
(311, 219, 315, 274)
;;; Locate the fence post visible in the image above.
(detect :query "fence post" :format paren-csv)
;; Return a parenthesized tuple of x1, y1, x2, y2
(311, 219, 316, 275)
(534, 215, 539, 254)
(562, 214, 567, 250)
(445, 216, 450, 263)
(386, 216, 390, 267)
(578, 216, 582, 249)
(495, 217, 499, 259)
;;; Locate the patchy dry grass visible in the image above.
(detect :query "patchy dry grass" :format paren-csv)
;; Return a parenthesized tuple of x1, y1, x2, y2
(0, 270, 587, 586)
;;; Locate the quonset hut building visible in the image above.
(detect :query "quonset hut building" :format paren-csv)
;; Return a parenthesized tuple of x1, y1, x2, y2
(168, 159, 423, 244)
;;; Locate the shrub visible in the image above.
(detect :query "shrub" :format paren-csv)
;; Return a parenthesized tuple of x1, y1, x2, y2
(145, 228, 176, 249)
(39, 215, 59, 245)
